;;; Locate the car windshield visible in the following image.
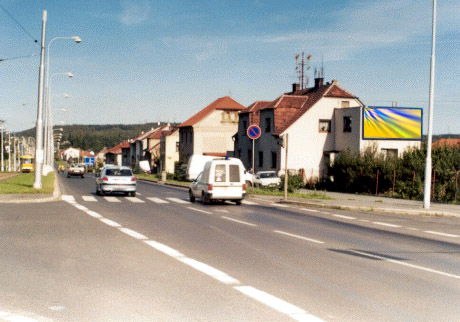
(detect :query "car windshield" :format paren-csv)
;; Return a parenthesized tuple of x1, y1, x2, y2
(105, 169, 132, 176)
(259, 172, 277, 178)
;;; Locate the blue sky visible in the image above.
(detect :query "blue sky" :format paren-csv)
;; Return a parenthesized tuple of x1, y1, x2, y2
(1, 0, 460, 134)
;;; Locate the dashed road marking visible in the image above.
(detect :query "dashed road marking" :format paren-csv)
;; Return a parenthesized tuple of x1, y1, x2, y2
(147, 197, 169, 204)
(424, 231, 460, 238)
(167, 197, 189, 204)
(333, 214, 356, 220)
(104, 196, 121, 203)
(216, 209, 229, 213)
(119, 228, 148, 240)
(350, 250, 460, 280)
(61, 195, 75, 202)
(0, 311, 39, 322)
(82, 195, 97, 202)
(126, 197, 145, 203)
(74, 204, 88, 212)
(274, 230, 325, 244)
(85, 210, 103, 218)
(300, 208, 320, 213)
(222, 216, 257, 227)
(273, 203, 290, 208)
(179, 257, 240, 285)
(234, 286, 324, 322)
(187, 207, 212, 214)
(373, 222, 402, 228)
(100, 218, 122, 227)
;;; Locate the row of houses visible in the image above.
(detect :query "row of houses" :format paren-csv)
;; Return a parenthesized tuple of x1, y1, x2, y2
(101, 77, 419, 181)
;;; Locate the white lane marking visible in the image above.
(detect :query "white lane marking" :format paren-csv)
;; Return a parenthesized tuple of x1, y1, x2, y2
(167, 197, 189, 204)
(85, 210, 103, 218)
(178, 257, 240, 285)
(425, 231, 460, 238)
(126, 197, 145, 203)
(350, 250, 460, 280)
(234, 286, 324, 322)
(144, 240, 184, 258)
(74, 204, 88, 212)
(273, 203, 289, 208)
(147, 197, 169, 204)
(300, 208, 320, 213)
(242, 200, 258, 205)
(320, 211, 330, 215)
(359, 219, 371, 222)
(187, 207, 212, 214)
(100, 218, 121, 227)
(221, 216, 257, 227)
(82, 195, 97, 202)
(274, 230, 325, 244)
(333, 214, 356, 220)
(118, 228, 148, 240)
(104, 196, 121, 203)
(373, 222, 402, 228)
(61, 195, 75, 202)
(216, 209, 229, 213)
(0, 311, 39, 322)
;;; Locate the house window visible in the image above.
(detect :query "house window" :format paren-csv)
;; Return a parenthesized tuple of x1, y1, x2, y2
(176, 142, 179, 152)
(258, 151, 264, 167)
(265, 118, 271, 133)
(383, 148, 398, 159)
(343, 116, 352, 132)
(319, 120, 331, 132)
(341, 101, 350, 108)
(271, 152, 277, 169)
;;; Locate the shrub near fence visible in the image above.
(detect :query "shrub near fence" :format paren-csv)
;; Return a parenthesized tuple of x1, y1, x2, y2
(330, 145, 460, 204)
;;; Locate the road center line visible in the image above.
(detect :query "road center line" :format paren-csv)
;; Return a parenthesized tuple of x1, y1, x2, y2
(221, 216, 257, 227)
(350, 250, 460, 280)
(100, 218, 121, 227)
(274, 230, 325, 244)
(234, 286, 324, 322)
(178, 257, 240, 285)
(85, 210, 103, 218)
(300, 208, 320, 213)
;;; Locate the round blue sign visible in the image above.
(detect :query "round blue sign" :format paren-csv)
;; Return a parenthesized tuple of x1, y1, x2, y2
(247, 125, 261, 139)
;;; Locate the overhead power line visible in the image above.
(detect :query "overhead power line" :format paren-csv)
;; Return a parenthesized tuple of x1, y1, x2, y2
(0, 4, 39, 44)
(0, 53, 39, 62)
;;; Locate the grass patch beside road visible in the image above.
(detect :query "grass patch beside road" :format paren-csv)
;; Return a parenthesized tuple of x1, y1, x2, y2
(0, 172, 55, 194)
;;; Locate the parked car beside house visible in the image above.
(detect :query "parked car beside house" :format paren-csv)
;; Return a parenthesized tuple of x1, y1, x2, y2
(253, 171, 281, 187)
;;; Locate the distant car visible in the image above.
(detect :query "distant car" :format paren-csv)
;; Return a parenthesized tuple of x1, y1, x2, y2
(253, 171, 281, 188)
(67, 163, 85, 178)
(96, 165, 137, 196)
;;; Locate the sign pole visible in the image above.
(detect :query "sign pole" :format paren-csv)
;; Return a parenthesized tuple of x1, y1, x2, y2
(252, 139, 255, 173)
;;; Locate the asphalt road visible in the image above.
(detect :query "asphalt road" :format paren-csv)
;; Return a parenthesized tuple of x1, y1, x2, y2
(1, 172, 460, 321)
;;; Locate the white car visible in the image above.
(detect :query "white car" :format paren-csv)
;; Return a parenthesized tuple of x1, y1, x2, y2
(96, 166, 137, 196)
(189, 158, 246, 205)
(253, 171, 281, 187)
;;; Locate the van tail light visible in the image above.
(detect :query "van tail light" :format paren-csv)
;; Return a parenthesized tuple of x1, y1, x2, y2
(131, 177, 137, 182)
(207, 184, 213, 191)
(242, 183, 246, 191)
(102, 176, 108, 182)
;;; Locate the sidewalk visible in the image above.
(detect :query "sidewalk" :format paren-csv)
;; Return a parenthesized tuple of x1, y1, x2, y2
(2, 176, 460, 218)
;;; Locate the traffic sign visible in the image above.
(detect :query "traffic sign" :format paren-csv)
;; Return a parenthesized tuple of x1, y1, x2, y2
(247, 125, 261, 140)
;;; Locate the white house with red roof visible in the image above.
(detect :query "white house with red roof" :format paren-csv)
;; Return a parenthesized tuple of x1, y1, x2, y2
(235, 78, 420, 181)
(178, 96, 246, 163)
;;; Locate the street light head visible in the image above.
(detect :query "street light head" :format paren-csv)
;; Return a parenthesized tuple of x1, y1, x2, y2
(73, 36, 82, 43)
(66, 72, 74, 78)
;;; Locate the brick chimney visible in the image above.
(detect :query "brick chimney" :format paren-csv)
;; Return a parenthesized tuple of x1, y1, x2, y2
(314, 77, 324, 88)
(292, 83, 300, 93)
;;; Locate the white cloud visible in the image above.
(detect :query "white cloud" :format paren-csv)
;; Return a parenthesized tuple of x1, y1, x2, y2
(119, 0, 151, 26)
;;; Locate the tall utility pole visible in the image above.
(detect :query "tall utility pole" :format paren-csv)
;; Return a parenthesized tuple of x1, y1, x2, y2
(0, 120, 4, 172)
(283, 134, 289, 201)
(423, 0, 437, 208)
(34, 10, 47, 189)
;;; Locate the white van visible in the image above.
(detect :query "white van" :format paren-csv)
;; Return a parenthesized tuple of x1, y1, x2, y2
(186, 155, 217, 181)
(189, 158, 246, 205)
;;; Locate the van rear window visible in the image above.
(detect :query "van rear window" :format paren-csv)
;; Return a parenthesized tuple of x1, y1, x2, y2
(214, 165, 226, 182)
(229, 165, 240, 182)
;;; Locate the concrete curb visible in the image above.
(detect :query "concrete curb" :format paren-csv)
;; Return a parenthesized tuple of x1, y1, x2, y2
(0, 171, 61, 204)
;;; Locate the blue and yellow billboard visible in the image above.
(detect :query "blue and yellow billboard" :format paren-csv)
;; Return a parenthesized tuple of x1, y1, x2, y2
(362, 107, 423, 140)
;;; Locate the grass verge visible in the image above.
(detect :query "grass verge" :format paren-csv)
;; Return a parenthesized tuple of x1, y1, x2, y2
(0, 172, 55, 194)
(247, 187, 333, 199)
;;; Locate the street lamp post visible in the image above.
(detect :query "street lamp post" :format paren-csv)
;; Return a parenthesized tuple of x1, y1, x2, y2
(423, 0, 437, 209)
(0, 120, 4, 172)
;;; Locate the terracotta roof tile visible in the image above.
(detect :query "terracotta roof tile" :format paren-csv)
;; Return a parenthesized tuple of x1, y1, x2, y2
(107, 141, 130, 154)
(179, 96, 246, 128)
(432, 138, 460, 149)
